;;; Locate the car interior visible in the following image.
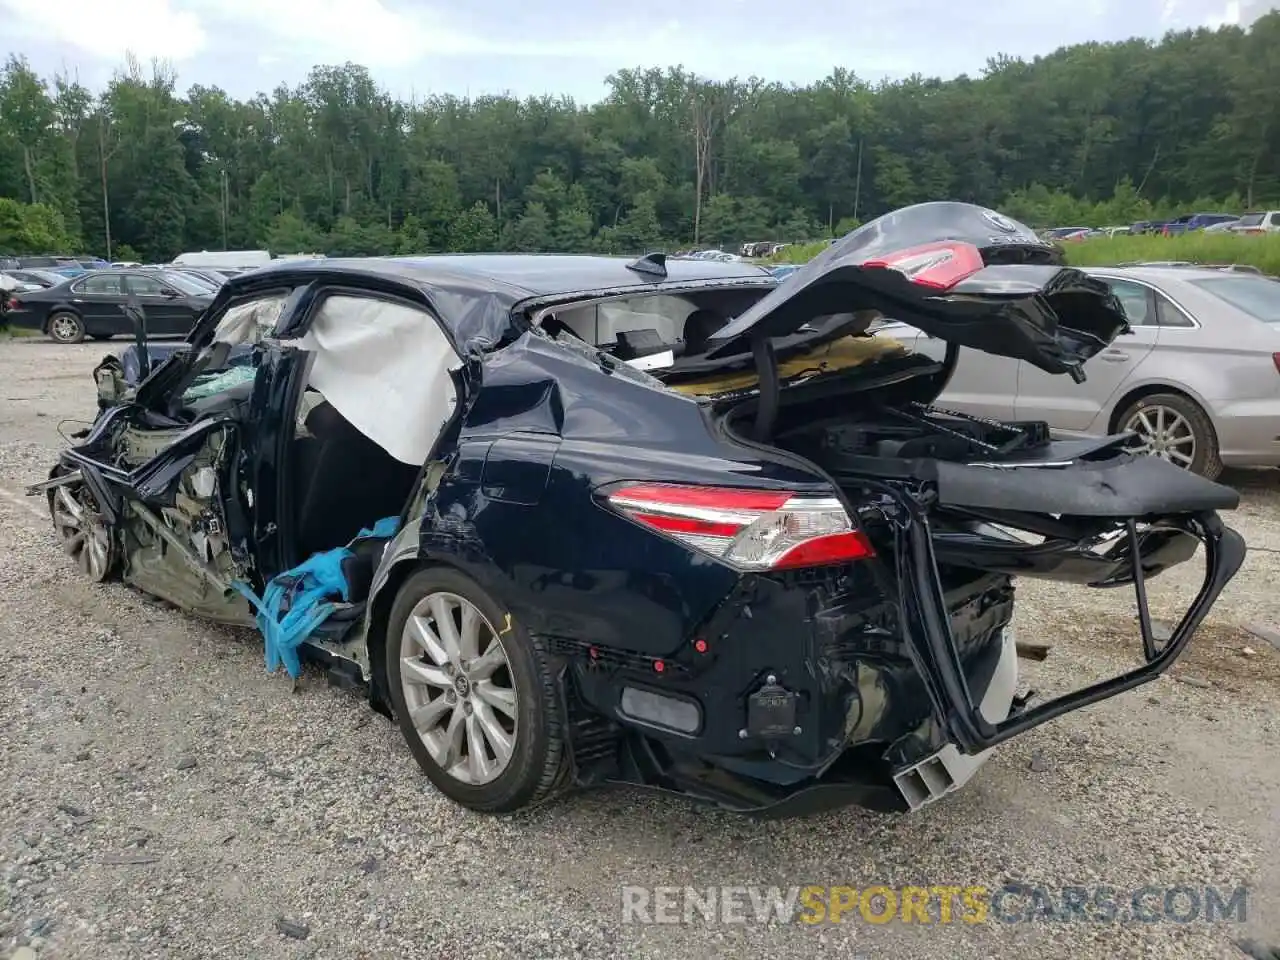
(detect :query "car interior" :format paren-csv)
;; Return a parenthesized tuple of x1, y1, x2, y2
(539, 289, 768, 361)
(275, 292, 457, 579)
(169, 286, 781, 587)
(148, 289, 430, 586)
(289, 390, 421, 560)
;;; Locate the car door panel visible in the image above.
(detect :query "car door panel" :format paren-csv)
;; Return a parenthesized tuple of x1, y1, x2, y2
(69, 274, 127, 332)
(245, 285, 465, 577)
(1014, 278, 1159, 431)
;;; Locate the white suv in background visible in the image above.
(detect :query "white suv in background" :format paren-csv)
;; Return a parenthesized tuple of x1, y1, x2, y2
(1232, 211, 1280, 234)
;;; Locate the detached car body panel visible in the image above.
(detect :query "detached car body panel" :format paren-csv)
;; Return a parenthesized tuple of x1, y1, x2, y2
(30, 207, 1245, 817)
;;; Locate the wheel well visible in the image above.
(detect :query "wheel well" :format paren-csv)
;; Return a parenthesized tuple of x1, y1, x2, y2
(364, 558, 447, 717)
(1106, 383, 1206, 435)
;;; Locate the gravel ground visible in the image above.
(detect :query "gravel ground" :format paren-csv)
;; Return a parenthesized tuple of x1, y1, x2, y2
(1, 337, 1278, 960)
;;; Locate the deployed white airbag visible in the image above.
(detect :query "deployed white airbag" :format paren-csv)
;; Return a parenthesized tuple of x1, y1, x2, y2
(296, 294, 460, 465)
(212, 293, 289, 345)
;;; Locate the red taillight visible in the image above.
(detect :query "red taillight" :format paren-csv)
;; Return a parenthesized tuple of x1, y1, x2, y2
(1272, 353, 1280, 375)
(607, 483, 791, 512)
(862, 240, 985, 290)
(628, 512, 742, 538)
(772, 532, 874, 570)
(606, 483, 875, 571)
(5, 297, 18, 310)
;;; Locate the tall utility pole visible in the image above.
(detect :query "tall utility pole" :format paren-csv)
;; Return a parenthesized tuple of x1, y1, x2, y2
(220, 168, 230, 248)
(853, 138, 864, 223)
(98, 117, 120, 260)
(690, 92, 713, 246)
(495, 178, 503, 246)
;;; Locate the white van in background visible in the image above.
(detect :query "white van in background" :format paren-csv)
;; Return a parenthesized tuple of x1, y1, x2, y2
(173, 250, 274, 270)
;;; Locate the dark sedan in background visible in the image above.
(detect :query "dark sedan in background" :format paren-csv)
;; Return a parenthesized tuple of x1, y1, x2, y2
(4, 268, 215, 343)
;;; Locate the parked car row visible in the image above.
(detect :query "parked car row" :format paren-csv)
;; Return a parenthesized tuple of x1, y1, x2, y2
(670, 243, 797, 260)
(0, 250, 299, 342)
(1041, 212, 1280, 239)
(1129, 212, 1280, 236)
(672, 249, 749, 263)
(0, 254, 111, 277)
(739, 241, 792, 257)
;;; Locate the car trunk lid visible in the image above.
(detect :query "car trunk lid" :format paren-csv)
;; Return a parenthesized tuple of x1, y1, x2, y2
(704, 201, 1130, 382)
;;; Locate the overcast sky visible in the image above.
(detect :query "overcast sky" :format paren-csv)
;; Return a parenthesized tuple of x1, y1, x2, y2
(2, 0, 1275, 102)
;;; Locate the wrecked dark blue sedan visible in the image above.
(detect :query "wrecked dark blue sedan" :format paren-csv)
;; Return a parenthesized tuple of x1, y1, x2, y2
(28, 202, 1245, 816)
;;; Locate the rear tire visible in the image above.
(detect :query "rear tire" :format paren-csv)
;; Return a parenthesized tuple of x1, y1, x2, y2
(384, 566, 569, 813)
(47, 311, 85, 344)
(1117, 392, 1222, 480)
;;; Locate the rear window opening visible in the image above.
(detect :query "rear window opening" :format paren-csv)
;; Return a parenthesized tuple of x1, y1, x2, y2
(536, 287, 770, 362)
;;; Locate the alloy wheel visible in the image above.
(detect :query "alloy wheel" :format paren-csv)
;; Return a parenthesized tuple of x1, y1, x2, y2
(1123, 404, 1196, 469)
(49, 314, 82, 343)
(398, 591, 517, 785)
(48, 480, 113, 581)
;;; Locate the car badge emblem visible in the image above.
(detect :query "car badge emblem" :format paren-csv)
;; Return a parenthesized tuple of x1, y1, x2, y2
(981, 209, 1021, 233)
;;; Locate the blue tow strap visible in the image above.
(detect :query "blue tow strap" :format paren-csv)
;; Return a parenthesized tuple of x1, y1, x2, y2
(232, 515, 401, 678)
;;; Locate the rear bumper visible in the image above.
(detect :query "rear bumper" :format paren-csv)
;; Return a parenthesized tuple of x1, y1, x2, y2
(561, 561, 1020, 813)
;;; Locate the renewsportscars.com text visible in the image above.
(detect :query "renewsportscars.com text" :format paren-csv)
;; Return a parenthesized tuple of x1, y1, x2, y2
(620, 884, 1249, 925)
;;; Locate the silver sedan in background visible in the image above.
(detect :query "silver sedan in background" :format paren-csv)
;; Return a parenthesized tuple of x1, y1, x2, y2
(883, 265, 1280, 478)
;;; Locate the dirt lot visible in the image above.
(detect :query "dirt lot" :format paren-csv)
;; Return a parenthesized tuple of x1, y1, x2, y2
(1, 337, 1278, 960)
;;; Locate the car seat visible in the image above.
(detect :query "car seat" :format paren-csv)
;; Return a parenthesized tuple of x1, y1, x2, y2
(682, 309, 727, 355)
(290, 400, 421, 558)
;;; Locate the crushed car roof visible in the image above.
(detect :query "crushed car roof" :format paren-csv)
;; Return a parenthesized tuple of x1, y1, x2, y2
(223, 254, 774, 350)
(244, 253, 770, 296)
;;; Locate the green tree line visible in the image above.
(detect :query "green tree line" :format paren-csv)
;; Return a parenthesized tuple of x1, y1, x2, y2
(2, 11, 1279, 262)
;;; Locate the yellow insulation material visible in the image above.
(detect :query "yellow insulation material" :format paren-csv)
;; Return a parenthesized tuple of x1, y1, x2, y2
(668, 334, 909, 397)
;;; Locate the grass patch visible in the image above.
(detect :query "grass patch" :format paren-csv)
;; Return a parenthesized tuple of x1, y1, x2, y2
(771, 232, 1280, 273)
(1059, 233, 1280, 271)
(772, 241, 828, 264)
(0, 325, 39, 339)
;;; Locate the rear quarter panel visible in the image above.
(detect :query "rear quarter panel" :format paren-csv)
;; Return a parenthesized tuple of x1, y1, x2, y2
(420, 332, 830, 658)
